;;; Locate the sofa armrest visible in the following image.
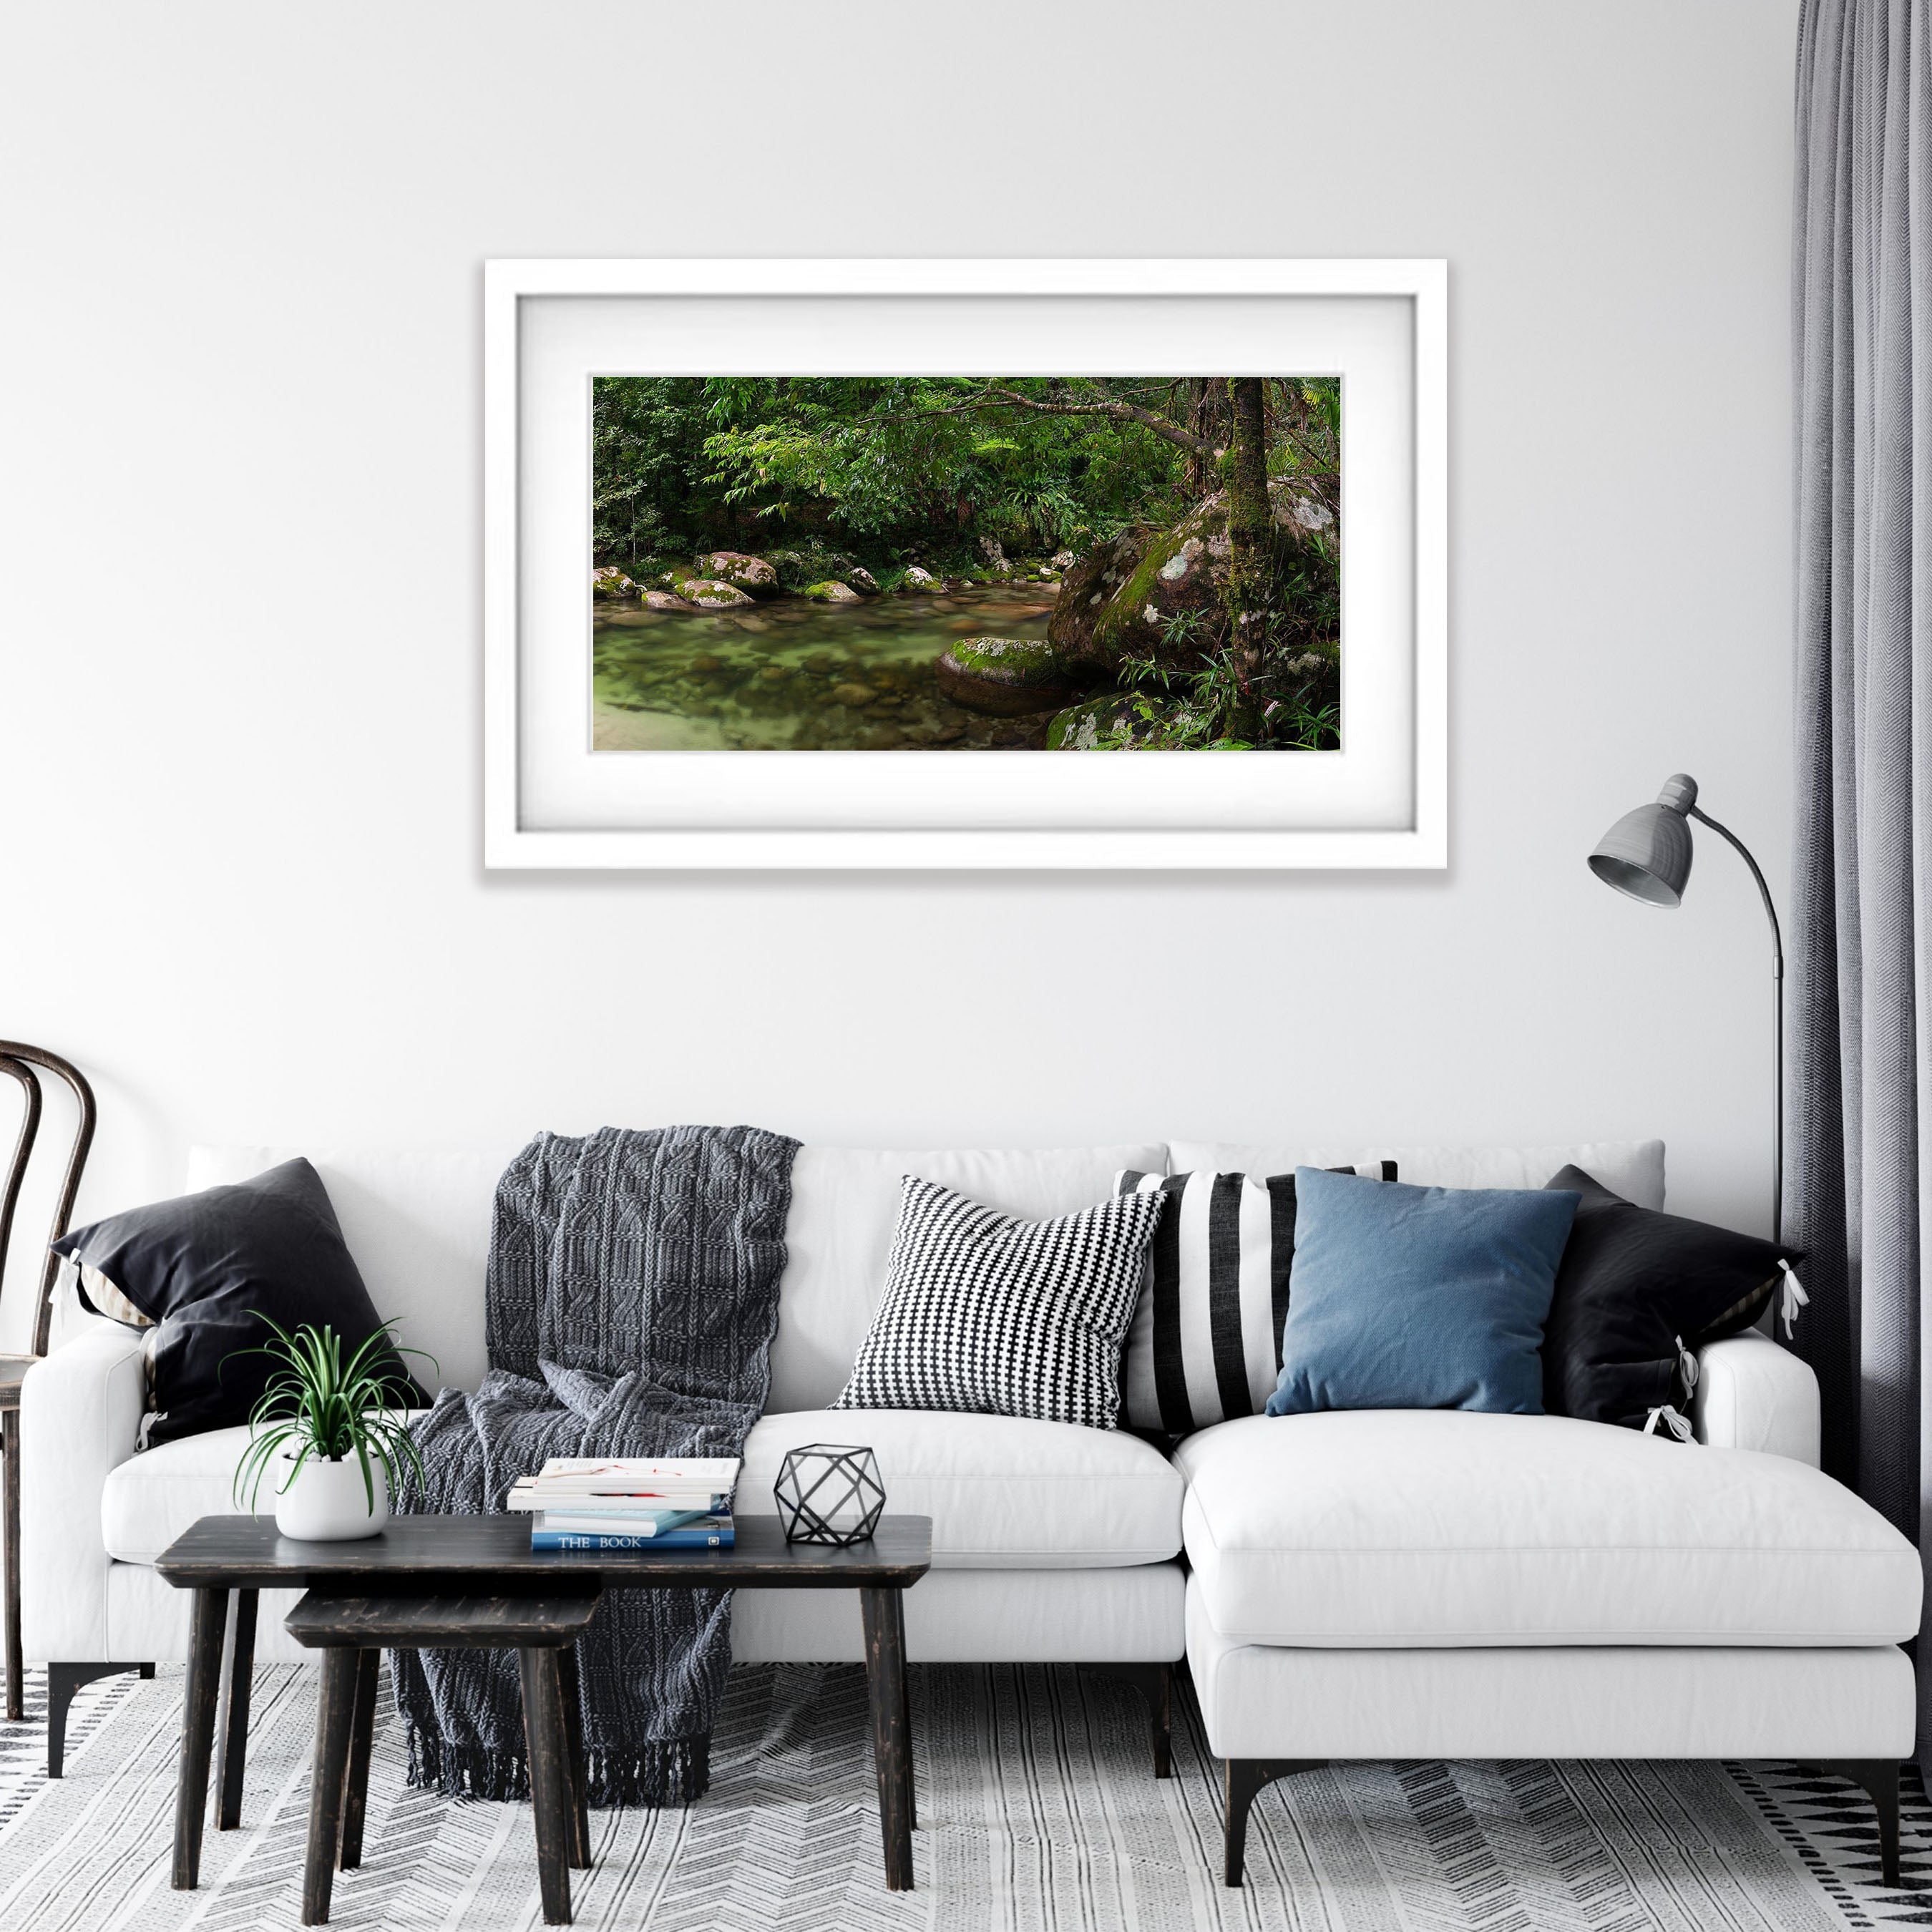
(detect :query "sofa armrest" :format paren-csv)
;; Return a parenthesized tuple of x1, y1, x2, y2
(1692, 1330, 1821, 1465)
(19, 1322, 147, 1662)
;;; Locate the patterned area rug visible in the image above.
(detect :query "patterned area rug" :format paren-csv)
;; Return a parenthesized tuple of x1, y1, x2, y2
(0, 1661, 1926, 1931)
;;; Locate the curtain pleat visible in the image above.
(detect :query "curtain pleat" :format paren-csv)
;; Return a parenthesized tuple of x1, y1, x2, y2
(1790, 0, 1932, 1753)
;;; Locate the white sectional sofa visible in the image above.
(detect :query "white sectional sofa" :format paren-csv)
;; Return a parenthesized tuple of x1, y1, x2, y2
(19, 1136, 1921, 1885)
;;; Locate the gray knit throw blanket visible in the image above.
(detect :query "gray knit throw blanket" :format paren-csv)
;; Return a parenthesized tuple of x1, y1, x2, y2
(392, 1124, 798, 1806)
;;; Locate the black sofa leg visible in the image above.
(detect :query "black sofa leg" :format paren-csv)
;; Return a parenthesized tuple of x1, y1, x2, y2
(1816, 1759, 1903, 1887)
(1078, 1663, 1174, 1778)
(47, 1662, 152, 1777)
(1224, 1758, 1326, 1887)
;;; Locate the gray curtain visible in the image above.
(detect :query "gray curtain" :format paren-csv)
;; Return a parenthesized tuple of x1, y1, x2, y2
(1790, 0, 1932, 1746)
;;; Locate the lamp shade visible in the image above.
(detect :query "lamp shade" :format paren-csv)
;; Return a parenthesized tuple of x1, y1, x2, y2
(1588, 774, 1698, 907)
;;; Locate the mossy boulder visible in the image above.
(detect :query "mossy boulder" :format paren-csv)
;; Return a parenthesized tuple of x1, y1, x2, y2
(844, 566, 880, 595)
(1045, 530, 1146, 670)
(675, 577, 754, 609)
(935, 636, 1090, 717)
(899, 566, 937, 590)
(1045, 691, 1151, 750)
(801, 580, 862, 603)
(644, 589, 694, 611)
(701, 551, 781, 598)
(1050, 482, 1338, 675)
(592, 566, 638, 600)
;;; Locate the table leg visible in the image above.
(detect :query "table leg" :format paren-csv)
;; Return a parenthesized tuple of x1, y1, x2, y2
(338, 1649, 379, 1870)
(173, 1586, 228, 1889)
(517, 1647, 575, 1926)
(3, 1408, 21, 1724)
(302, 1650, 360, 1925)
(213, 1589, 258, 1828)
(860, 1585, 914, 1890)
(555, 1641, 591, 1869)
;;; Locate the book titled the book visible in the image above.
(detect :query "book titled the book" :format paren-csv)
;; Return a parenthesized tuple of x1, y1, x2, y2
(531, 1523, 735, 1552)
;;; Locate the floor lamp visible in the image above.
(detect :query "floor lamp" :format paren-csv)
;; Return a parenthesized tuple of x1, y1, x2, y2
(1587, 773, 1785, 1244)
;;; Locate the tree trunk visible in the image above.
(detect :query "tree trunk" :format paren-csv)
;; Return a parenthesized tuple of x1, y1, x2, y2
(1224, 377, 1272, 740)
(1189, 380, 1231, 497)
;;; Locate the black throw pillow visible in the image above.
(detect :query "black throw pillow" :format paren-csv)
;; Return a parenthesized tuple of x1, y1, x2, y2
(1540, 1163, 1800, 1432)
(52, 1157, 429, 1445)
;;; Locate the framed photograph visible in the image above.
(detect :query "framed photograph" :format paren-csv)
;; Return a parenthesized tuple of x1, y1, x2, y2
(484, 258, 1445, 869)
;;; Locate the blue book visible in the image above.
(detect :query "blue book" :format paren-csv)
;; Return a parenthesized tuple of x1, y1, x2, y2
(531, 1526, 735, 1551)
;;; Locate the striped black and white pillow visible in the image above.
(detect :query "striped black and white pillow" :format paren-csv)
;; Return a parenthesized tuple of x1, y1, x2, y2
(1114, 1163, 1397, 1435)
(832, 1176, 1166, 1429)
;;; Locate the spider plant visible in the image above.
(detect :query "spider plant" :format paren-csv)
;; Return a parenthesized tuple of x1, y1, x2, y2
(230, 1314, 436, 1514)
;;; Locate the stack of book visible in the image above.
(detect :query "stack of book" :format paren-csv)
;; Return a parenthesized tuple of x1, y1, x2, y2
(509, 1457, 739, 1551)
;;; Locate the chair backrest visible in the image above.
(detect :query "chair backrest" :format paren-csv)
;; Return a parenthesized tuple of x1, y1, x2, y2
(0, 1041, 97, 1356)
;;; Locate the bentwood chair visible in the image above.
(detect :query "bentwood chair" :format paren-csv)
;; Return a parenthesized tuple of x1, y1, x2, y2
(0, 1042, 97, 1723)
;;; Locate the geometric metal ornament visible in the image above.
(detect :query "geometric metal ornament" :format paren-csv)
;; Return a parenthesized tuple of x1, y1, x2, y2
(774, 1443, 886, 1547)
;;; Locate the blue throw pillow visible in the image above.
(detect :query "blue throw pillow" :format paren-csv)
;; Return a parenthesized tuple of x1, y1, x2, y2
(1265, 1166, 1580, 1417)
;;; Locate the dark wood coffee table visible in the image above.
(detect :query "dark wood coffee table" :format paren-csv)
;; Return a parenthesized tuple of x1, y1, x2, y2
(155, 1513, 932, 1898)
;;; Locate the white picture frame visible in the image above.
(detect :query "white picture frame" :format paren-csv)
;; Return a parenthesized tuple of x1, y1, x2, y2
(484, 258, 1447, 870)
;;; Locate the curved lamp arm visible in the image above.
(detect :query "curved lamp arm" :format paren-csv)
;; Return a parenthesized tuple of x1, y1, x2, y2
(1590, 777, 1785, 1247)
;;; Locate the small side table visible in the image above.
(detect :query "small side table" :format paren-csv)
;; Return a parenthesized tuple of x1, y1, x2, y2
(284, 1590, 599, 1926)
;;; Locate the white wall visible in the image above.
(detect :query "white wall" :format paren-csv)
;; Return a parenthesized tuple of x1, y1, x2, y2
(0, 0, 1800, 1347)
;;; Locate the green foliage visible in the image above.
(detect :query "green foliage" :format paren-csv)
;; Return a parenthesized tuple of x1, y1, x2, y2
(229, 1315, 435, 1515)
(1096, 611, 1339, 751)
(592, 376, 1342, 570)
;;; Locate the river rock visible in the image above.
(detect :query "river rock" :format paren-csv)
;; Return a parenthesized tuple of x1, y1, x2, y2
(801, 580, 862, 603)
(1051, 548, 1075, 570)
(935, 637, 1089, 717)
(802, 651, 839, 674)
(645, 590, 693, 611)
(702, 551, 781, 597)
(844, 566, 880, 595)
(900, 566, 937, 590)
(977, 537, 1010, 574)
(831, 682, 877, 707)
(676, 577, 755, 609)
(1045, 691, 1153, 750)
(592, 566, 638, 599)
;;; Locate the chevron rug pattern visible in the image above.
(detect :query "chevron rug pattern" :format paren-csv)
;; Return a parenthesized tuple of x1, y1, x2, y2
(0, 1661, 1925, 1931)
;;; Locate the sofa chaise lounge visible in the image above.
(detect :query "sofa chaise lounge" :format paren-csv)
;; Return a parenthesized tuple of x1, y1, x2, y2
(19, 1136, 1921, 1883)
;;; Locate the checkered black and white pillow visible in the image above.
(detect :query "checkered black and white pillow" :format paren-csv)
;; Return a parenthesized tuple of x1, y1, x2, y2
(831, 1176, 1167, 1429)
(1115, 1163, 1397, 1435)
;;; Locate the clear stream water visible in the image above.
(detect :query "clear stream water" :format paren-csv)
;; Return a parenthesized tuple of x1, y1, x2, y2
(592, 582, 1063, 751)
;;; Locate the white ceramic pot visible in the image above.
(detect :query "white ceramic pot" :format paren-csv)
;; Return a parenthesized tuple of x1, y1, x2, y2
(273, 1449, 390, 1541)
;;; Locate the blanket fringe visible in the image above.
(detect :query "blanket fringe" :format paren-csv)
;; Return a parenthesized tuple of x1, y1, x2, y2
(406, 1717, 711, 1807)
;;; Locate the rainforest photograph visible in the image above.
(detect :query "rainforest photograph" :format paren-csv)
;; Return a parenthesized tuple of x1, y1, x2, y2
(590, 376, 1341, 753)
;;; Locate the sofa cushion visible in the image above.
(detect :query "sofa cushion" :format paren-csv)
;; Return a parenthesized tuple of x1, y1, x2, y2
(104, 1406, 1186, 1571)
(1171, 1140, 1666, 1209)
(1541, 1164, 1798, 1431)
(831, 1178, 1163, 1428)
(741, 1410, 1183, 1568)
(1265, 1169, 1579, 1418)
(57, 1158, 430, 1445)
(1114, 1163, 1395, 1435)
(1177, 1410, 1923, 1646)
(103, 1424, 255, 1562)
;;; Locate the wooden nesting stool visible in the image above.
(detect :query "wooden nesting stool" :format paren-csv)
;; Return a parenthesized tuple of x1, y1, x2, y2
(283, 1589, 598, 1927)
